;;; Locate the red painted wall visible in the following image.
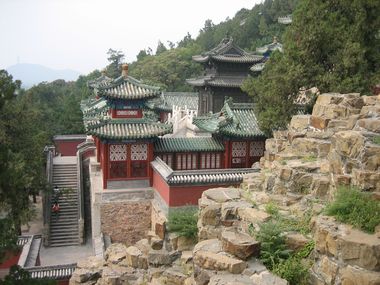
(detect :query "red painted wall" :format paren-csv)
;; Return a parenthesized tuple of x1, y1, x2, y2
(153, 171, 170, 205)
(57, 280, 69, 285)
(55, 140, 85, 156)
(0, 250, 21, 269)
(152, 170, 239, 207)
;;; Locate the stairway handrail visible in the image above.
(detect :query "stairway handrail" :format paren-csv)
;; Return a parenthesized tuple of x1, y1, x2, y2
(43, 146, 55, 246)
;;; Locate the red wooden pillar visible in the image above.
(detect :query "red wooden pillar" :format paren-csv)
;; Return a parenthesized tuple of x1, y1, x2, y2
(96, 137, 101, 163)
(102, 143, 109, 189)
(245, 141, 250, 168)
(224, 140, 231, 168)
(148, 142, 154, 186)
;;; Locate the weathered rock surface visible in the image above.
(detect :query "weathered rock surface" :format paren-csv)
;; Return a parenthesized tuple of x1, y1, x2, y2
(221, 230, 260, 260)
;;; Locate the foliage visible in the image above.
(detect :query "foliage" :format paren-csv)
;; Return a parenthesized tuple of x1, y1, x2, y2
(0, 218, 18, 260)
(255, 221, 292, 270)
(301, 155, 317, 163)
(265, 201, 280, 216)
(243, 0, 380, 136)
(106, 49, 125, 78)
(325, 186, 380, 233)
(256, 220, 314, 285)
(129, 44, 202, 91)
(0, 265, 56, 285)
(0, 70, 21, 109)
(278, 210, 313, 235)
(372, 136, 380, 145)
(167, 207, 198, 240)
(128, 0, 298, 91)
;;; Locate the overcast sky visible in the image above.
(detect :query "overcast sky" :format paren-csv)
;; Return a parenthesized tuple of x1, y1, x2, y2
(0, 0, 262, 74)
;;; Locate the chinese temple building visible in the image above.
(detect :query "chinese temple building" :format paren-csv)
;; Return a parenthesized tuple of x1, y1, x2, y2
(56, 56, 267, 245)
(186, 37, 264, 115)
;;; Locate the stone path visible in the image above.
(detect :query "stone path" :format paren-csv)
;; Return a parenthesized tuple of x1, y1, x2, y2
(21, 195, 94, 266)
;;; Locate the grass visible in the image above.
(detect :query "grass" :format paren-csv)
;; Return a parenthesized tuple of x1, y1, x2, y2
(372, 136, 380, 145)
(167, 207, 198, 240)
(325, 186, 380, 233)
(265, 201, 280, 217)
(301, 155, 317, 163)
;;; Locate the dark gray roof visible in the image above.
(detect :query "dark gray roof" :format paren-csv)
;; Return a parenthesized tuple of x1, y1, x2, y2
(151, 157, 258, 185)
(146, 92, 198, 111)
(193, 37, 263, 64)
(186, 76, 246, 88)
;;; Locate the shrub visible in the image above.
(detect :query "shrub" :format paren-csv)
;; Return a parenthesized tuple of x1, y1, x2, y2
(167, 207, 198, 240)
(372, 136, 380, 145)
(325, 186, 380, 233)
(255, 221, 292, 270)
(265, 201, 280, 217)
(273, 256, 310, 285)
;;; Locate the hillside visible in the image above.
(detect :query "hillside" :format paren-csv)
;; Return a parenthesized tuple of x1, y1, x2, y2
(7, 63, 81, 88)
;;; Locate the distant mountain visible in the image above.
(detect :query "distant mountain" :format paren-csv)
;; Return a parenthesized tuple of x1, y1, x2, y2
(6, 63, 82, 88)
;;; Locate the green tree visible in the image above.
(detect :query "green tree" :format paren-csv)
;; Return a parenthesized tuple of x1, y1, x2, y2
(106, 48, 125, 78)
(243, 0, 380, 136)
(155, 40, 167, 55)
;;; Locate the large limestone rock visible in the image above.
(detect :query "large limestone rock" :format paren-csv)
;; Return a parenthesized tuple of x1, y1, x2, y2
(193, 250, 247, 274)
(250, 271, 289, 285)
(203, 188, 241, 203)
(104, 243, 128, 264)
(313, 216, 380, 271)
(221, 230, 260, 260)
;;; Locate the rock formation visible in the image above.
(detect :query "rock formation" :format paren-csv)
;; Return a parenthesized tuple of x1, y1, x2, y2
(70, 93, 380, 285)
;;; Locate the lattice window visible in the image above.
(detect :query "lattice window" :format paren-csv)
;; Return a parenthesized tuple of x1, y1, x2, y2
(109, 144, 127, 161)
(131, 144, 147, 161)
(176, 153, 197, 170)
(159, 154, 173, 168)
(200, 153, 221, 169)
(250, 141, 265, 157)
(232, 142, 247, 158)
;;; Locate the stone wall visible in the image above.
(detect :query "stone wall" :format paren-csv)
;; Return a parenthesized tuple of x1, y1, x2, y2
(100, 201, 151, 245)
(311, 216, 380, 285)
(242, 93, 380, 285)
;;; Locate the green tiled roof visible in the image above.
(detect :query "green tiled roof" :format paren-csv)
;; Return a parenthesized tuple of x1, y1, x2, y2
(193, 98, 264, 138)
(81, 98, 110, 130)
(192, 37, 263, 64)
(97, 75, 161, 100)
(87, 74, 113, 89)
(88, 119, 172, 140)
(154, 137, 224, 153)
(146, 92, 198, 112)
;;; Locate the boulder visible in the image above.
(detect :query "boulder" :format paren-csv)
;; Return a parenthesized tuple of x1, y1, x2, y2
(70, 268, 101, 284)
(162, 267, 188, 285)
(332, 131, 365, 159)
(148, 249, 176, 266)
(221, 230, 260, 260)
(237, 208, 271, 224)
(356, 118, 380, 133)
(313, 216, 380, 271)
(193, 250, 247, 274)
(285, 233, 310, 252)
(151, 237, 163, 250)
(289, 115, 310, 131)
(204, 188, 241, 203)
(341, 265, 380, 285)
(310, 116, 331, 130)
(250, 271, 288, 285)
(208, 274, 254, 285)
(121, 246, 147, 269)
(104, 243, 127, 264)
(200, 204, 221, 226)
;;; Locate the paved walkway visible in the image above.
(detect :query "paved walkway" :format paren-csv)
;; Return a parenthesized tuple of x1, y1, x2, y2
(21, 195, 94, 266)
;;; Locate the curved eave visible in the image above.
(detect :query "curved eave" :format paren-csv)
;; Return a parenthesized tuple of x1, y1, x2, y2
(186, 79, 206, 87)
(211, 55, 263, 64)
(99, 91, 160, 100)
(89, 126, 172, 140)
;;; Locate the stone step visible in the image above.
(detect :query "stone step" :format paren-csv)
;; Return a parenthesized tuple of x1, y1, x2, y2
(49, 241, 80, 247)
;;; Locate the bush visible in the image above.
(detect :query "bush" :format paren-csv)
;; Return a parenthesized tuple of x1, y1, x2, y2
(265, 201, 280, 217)
(255, 221, 292, 270)
(273, 256, 310, 285)
(167, 207, 198, 240)
(325, 186, 380, 233)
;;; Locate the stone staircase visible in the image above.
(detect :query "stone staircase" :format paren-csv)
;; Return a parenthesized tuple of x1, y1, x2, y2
(50, 160, 80, 247)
